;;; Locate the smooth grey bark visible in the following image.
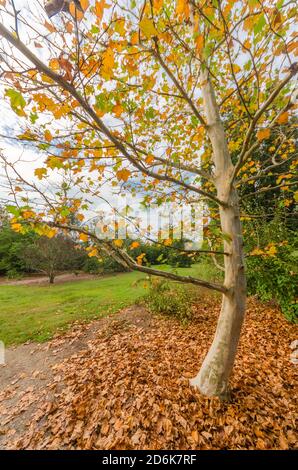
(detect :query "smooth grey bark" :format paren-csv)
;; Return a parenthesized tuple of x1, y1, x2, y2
(190, 70, 247, 399)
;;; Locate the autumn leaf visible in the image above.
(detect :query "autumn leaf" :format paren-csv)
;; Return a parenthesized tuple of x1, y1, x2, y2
(11, 223, 22, 232)
(145, 154, 154, 164)
(58, 56, 73, 81)
(113, 103, 123, 118)
(69, 2, 84, 21)
(116, 169, 131, 182)
(176, 0, 190, 19)
(136, 253, 146, 265)
(195, 35, 204, 54)
(79, 233, 89, 242)
(94, 0, 107, 23)
(44, 21, 56, 33)
(257, 128, 271, 141)
(139, 18, 158, 39)
(114, 239, 123, 248)
(277, 112, 289, 124)
(34, 168, 47, 180)
(88, 248, 98, 257)
(130, 241, 140, 249)
(101, 48, 115, 79)
(44, 130, 53, 142)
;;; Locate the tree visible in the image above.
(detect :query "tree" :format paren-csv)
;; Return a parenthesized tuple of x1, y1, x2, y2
(0, 0, 297, 399)
(20, 234, 85, 283)
(0, 218, 36, 276)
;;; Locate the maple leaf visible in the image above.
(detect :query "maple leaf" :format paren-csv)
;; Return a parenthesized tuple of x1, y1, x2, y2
(130, 241, 140, 249)
(139, 18, 158, 39)
(101, 48, 115, 79)
(34, 168, 47, 180)
(79, 233, 89, 242)
(116, 169, 131, 182)
(257, 128, 271, 141)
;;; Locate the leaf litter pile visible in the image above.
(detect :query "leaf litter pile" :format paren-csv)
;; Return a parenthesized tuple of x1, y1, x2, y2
(0, 297, 297, 450)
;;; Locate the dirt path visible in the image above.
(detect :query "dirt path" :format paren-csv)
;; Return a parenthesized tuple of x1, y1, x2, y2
(0, 306, 151, 449)
(0, 272, 103, 286)
(0, 299, 297, 450)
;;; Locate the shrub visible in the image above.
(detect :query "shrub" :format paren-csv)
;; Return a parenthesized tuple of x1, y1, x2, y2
(6, 268, 23, 280)
(142, 277, 195, 324)
(246, 248, 298, 323)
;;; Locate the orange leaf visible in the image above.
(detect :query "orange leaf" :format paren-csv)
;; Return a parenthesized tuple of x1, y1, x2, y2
(116, 169, 131, 182)
(277, 112, 289, 125)
(257, 128, 270, 141)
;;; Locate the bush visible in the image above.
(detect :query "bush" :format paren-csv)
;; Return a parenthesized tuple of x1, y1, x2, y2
(246, 248, 298, 322)
(142, 277, 195, 324)
(83, 257, 103, 274)
(6, 268, 23, 280)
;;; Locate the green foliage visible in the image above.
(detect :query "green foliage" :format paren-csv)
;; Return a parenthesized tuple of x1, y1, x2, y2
(83, 257, 103, 274)
(245, 217, 297, 322)
(0, 223, 36, 275)
(246, 246, 297, 323)
(143, 277, 195, 324)
(167, 240, 193, 268)
(6, 268, 23, 280)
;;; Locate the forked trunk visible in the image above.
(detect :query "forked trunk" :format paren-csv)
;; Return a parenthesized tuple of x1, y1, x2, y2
(190, 69, 246, 399)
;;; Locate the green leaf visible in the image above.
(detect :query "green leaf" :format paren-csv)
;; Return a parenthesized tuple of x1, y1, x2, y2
(6, 205, 21, 217)
(254, 14, 266, 35)
(5, 89, 26, 115)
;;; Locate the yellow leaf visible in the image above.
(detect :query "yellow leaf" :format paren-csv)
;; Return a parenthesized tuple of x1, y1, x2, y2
(114, 239, 123, 248)
(79, 233, 89, 242)
(88, 248, 98, 257)
(49, 58, 60, 71)
(116, 169, 131, 182)
(34, 168, 47, 180)
(257, 128, 271, 141)
(139, 18, 158, 39)
(265, 245, 277, 256)
(101, 48, 115, 79)
(115, 18, 126, 36)
(47, 228, 57, 239)
(11, 223, 22, 232)
(250, 248, 264, 256)
(22, 210, 35, 219)
(136, 253, 146, 265)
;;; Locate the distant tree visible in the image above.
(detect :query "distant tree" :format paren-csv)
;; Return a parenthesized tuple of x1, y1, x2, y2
(20, 234, 85, 283)
(0, 222, 36, 277)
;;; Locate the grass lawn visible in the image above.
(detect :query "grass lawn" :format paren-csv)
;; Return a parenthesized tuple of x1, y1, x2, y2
(0, 263, 219, 345)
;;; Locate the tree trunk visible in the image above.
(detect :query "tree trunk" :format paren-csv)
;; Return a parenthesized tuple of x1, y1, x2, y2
(190, 69, 246, 399)
(49, 272, 55, 284)
(190, 189, 246, 400)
